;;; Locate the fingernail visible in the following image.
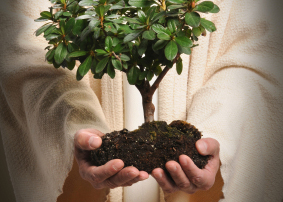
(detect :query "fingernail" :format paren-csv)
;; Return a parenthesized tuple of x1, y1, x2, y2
(89, 136, 100, 149)
(113, 165, 118, 171)
(198, 141, 207, 153)
(171, 165, 177, 171)
(158, 173, 162, 179)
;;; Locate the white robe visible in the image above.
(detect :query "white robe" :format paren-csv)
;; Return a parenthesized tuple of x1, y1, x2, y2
(0, 0, 283, 201)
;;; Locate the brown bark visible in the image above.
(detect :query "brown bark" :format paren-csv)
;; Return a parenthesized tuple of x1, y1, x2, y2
(136, 80, 155, 122)
(135, 53, 181, 123)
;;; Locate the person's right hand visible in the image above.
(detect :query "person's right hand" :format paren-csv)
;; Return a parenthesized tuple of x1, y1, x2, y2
(74, 129, 149, 189)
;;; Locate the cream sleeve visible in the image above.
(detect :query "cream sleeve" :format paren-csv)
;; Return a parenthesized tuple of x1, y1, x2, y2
(0, 1, 109, 201)
(186, 0, 283, 201)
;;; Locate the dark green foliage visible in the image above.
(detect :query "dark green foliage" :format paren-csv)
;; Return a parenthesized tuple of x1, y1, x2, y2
(35, 0, 219, 83)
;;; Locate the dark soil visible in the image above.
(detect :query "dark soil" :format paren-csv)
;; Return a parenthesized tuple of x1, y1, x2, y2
(90, 120, 209, 174)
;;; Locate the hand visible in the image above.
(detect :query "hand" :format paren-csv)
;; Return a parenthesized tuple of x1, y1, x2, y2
(151, 138, 220, 194)
(74, 129, 149, 189)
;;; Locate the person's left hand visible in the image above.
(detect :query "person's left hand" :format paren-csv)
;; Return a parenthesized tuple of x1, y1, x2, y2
(151, 138, 220, 194)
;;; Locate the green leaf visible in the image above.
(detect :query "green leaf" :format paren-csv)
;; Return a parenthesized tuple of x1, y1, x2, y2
(210, 4, 220, 13)
(76, 15, 93, 20)
(139, 71, 147, 80)
(167, 5, 185, 10)
(113, 44, 125, 53)
(142, 30, 156, 40)
(138, 39, 148, 56)
(80, 27, 91, 41)
(54, 43, 68, 64)
(69, 51, 88, 57)
(146, 6, 156, 23)
(35, 23, 52, 36)
(185, 12, 200, 27)
(105, 14, 120, 19)
(45, 34, 60, 40)
(147, 71, 154, 81)
(124, 17, 141, 24)
(157, 33, 171, 40)
(54, 10, 64, 20)
(79, 0, 99, 6)
(200, 18, 216, 32)
(63, 12, 72, 17)
(165, 40, 178, 61)
(167, 0, 185, 3)
(96, 57, 109, 73)
(123, 30, 143, 43)
(65, 18, 76, 34)
(152, 24, 171, 35)
(93, 27, 101, 39)
(44, 25, 57, 36)
(137, 10, 146, 23)
(105, 36, 113, 52)
(95, 5, 105, 17)
(175, 36, 193, 47)
(153, 65, 162, 76)
(68, 43, 79, 52)
(192, 27, 202, 37)
(45, 49, 55, 61)
(107, 62, 116, 79)
(35, 17, 49, 22)
(178, 45, 191, 55)
(194, 1, 214, 13)
(123, 62, 128, 69)
(73, 20, 84, 35)
(112, 37, 120, 46)
(53, 60, 60, 68)
(89, 19, 100, 29)
(128, 0, 154, 7)
(152, 11, 166, 22)
(120, 54, 130, 61)
(127, 66, 139, 85)
(95, 49, 107, 55)
(176, 57, 183, 75)
(167, 19, 177, 33)
(112, 59, 122, 70)
(60, 20, 66, 35)
(118, 24, 133, 34)
(67, 60, 76, 70)
(153, 40, 168, 51)
(76, 70, 84, 81)
(78, 56, 92, 76)
(40, 11, 52, 19)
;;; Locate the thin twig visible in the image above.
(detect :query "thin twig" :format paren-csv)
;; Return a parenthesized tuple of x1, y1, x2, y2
(149, 53, 180, 96)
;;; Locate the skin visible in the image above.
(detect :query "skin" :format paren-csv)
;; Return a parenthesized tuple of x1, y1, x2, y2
(74, 129, 220, 193)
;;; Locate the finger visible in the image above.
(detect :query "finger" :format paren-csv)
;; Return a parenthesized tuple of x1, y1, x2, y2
(166, 161, 197, 194)
(82, 159, 124, 187)
(196, 138, 220, 156)
(151, 168, 177, 193)
(74, 129, 104, 150)
(104, 166, 140, 188)
(121, 171, 149, 186)
(196, 138, 220, 172)
(179, 155, 214, 190)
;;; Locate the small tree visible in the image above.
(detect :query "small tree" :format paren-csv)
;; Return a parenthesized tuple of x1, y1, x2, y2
(35, 0, 219, 123)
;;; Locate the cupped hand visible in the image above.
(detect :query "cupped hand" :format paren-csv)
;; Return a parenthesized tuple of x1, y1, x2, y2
(74, 129, 149, 189)
(151, 138, 220, 194)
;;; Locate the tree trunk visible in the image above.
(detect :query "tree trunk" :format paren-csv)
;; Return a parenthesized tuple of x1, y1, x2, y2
(136, 80, 155, 123)
(143, 100, 155, 123)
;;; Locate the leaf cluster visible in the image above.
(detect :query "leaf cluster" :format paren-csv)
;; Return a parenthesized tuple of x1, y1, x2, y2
(35, 0, 219, 84)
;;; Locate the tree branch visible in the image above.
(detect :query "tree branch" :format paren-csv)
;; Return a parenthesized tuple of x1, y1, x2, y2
(149, 53, 180, 96)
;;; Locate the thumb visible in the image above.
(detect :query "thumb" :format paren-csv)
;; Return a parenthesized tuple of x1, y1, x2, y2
(74, 129, 103, 150)
(196, 138, 220, 156)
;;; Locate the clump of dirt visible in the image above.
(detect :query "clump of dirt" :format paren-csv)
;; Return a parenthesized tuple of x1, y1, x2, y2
(90, 120, 209, 173)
